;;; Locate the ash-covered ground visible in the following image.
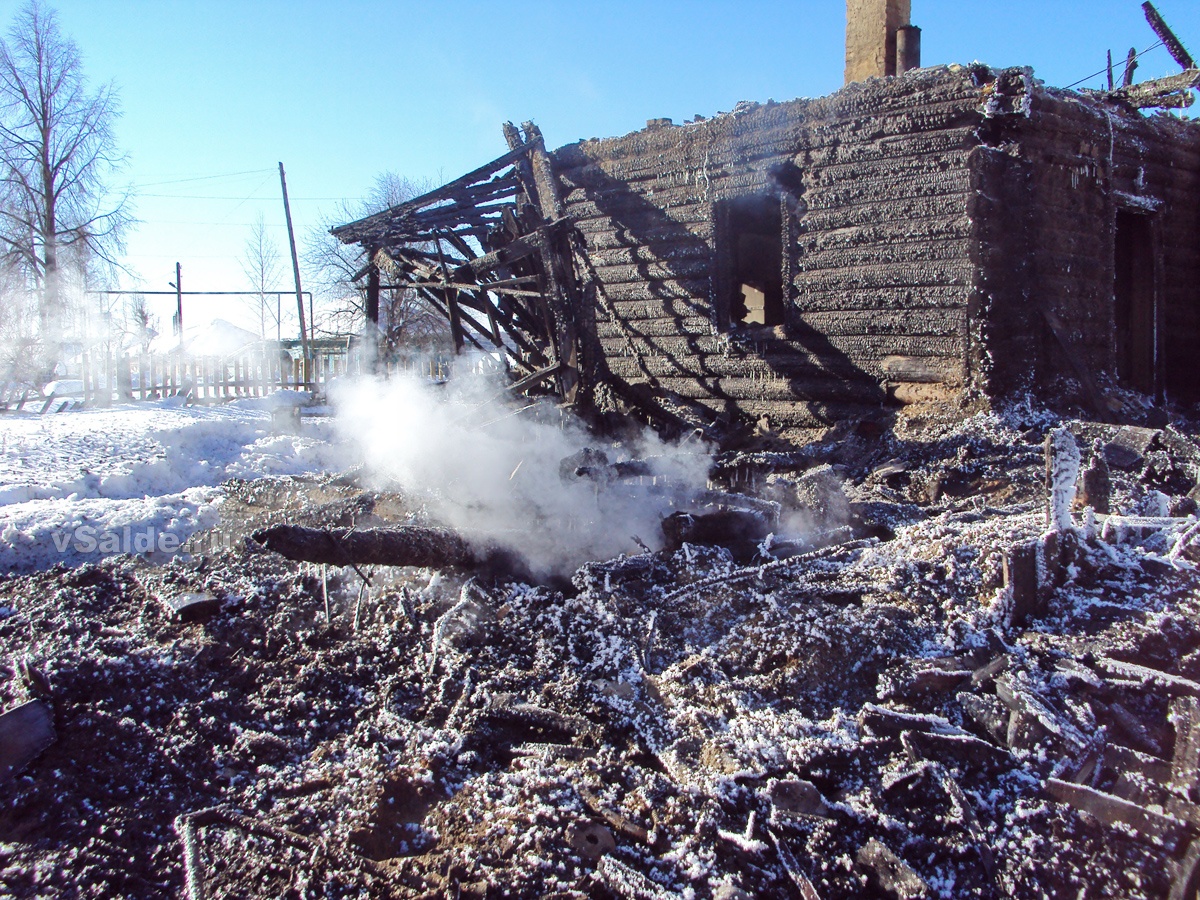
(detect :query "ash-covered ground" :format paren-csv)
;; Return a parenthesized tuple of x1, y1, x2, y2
(4, 398, 1200, 899)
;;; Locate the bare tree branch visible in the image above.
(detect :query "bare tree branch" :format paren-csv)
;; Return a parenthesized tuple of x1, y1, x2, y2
(305, 172, 451, 354)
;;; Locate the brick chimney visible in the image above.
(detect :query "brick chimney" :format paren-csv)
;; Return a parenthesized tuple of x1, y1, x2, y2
(845, 0, 920, 85)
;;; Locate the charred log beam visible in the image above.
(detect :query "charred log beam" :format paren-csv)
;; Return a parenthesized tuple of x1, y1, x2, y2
(423, 287, 517, 361)
(435, 239, 465, 354)
(0, 700, 54, 785)
(506, 361, 566, 394)
(365, 263, 380, 328)
(481, 275, 540, 290)
(661, 509, 772, 550)
(521, 121, 565, 221)
(253, 524, 477, 569)
(382, 196, 516, 237)
(1046, 777, 1189, 851)
(430, 281, 542, 298)
(482, 303, 548, 364)
(1143, 2, 1195, 70)
(503, 120, 541, 212)
(439, 228, 478, 262)
(452, 217, 572, 279)
(392, 201, 510, 233)
(1108, 69, 1200, 109)
(331, 141, 534, 243)
(495, 295, 550, 349)
(1123, 46, 1139, 87)
(383, 225, 491, 246)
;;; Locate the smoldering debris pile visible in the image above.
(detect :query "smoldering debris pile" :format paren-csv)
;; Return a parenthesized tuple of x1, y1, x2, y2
(4, 407, 1200, 898)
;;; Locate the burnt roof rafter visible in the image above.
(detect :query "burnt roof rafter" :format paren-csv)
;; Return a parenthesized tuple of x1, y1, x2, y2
(332, 123, 587, 405)
(331, 140, 540, 248)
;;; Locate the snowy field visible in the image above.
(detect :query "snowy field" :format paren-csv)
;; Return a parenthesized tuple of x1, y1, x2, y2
(0, 398, 343, 573)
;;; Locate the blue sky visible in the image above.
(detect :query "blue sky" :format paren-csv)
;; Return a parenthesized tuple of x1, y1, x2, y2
(4, 0, 1198, 336)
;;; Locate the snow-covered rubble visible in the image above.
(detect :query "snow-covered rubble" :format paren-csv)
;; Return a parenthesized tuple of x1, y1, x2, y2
(3, 396, 1200, 898)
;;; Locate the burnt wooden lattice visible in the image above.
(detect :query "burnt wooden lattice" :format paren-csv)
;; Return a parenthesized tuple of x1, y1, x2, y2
(332, 123, 584, 402)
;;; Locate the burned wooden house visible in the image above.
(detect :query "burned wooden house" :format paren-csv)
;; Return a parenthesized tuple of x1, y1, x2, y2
(334, 0, 1200, 443)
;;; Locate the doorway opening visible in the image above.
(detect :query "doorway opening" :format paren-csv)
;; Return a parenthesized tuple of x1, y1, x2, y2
(1113, 210, 1157, 396)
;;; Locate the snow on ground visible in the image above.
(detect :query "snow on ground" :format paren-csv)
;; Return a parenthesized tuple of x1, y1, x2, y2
(0, 399, 344, 572)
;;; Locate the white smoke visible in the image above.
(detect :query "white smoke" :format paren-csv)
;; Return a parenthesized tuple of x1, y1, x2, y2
(330, 367, 713, 579)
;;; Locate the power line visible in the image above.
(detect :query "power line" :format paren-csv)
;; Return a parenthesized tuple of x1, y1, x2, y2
(127, 220, 291, 226)
(138, 193, 367, 200)
(1063, 40, 1165, 90)
(131, 167, 276, 187)
(86, 290, 311, 297)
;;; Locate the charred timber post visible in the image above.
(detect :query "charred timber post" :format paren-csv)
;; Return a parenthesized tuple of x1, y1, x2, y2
(521, 121, 581, 403)
(502, 121, 538, 209)
(366, 260, 381, 371)
(252, 524, 477, 569)
(1123, 47, 1139, 87)
(521, 122, 565, 221)
(365, 261, 380, 327)
(436, 237, 466, 353)
(502, 123, 565, 383)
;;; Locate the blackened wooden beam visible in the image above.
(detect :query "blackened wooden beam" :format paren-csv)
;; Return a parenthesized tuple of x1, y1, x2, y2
(506, 361, 566, 394)
(332, 141, 534, 242)
(1143, 2, 1195, 70)
(413, 285, 490, 355)
(1111, 68, 1200, 108)
(253, 524, 476, 569)
(365, 262, 380, 326)
(503, 120, 542, 211)
(1123, 46, 1139, 86)
(436, 237, 465, 354)
(521, 122, 565, 221)
(451, 218, 572, 279)
(0, 700, 54, 784)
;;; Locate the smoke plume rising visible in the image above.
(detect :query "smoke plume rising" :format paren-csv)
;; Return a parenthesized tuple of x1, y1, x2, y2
(330, 368, 713, 578)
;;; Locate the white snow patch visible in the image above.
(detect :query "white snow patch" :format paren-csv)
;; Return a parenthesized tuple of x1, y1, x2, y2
(0, 400, 345, 571)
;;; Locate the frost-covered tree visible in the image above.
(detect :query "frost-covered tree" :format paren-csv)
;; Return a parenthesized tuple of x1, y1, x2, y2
(0, 1, 130, 374)
(306, 171, 450, 352)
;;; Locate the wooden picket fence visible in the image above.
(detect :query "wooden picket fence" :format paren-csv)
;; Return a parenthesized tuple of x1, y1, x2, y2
(1, 347, 458, 413)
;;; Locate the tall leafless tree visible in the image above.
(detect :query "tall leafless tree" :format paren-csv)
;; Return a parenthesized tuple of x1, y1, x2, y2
(239, 211, 284, 340)
(122, 291, 156, 354)
(0, 1, 130, 374)
(306, 171, 450, 353)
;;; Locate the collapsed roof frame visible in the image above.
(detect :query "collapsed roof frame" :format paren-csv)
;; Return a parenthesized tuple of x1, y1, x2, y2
(332, 122, 587, 403)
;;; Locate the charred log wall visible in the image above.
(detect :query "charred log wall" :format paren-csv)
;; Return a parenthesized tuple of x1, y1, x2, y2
(975, 81, 1200, 404)
(552, 66, 986, 437)
(552, 64, 1200, 437)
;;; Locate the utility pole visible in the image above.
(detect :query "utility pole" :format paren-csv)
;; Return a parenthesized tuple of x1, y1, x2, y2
(278, 162, 310, 366)
(173, 262, 183, 349)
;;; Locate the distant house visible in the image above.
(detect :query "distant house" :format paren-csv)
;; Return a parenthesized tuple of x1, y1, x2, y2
(149, 319, 267, 359)
(335, 0, 1200, 442)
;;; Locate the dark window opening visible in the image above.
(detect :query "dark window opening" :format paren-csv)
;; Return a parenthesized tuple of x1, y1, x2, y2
(723, 194, 784, 328)
(1113, 210, 1157, 396)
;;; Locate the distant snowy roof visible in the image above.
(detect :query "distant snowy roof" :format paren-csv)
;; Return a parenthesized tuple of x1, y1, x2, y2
(149, 319, 272, 358)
